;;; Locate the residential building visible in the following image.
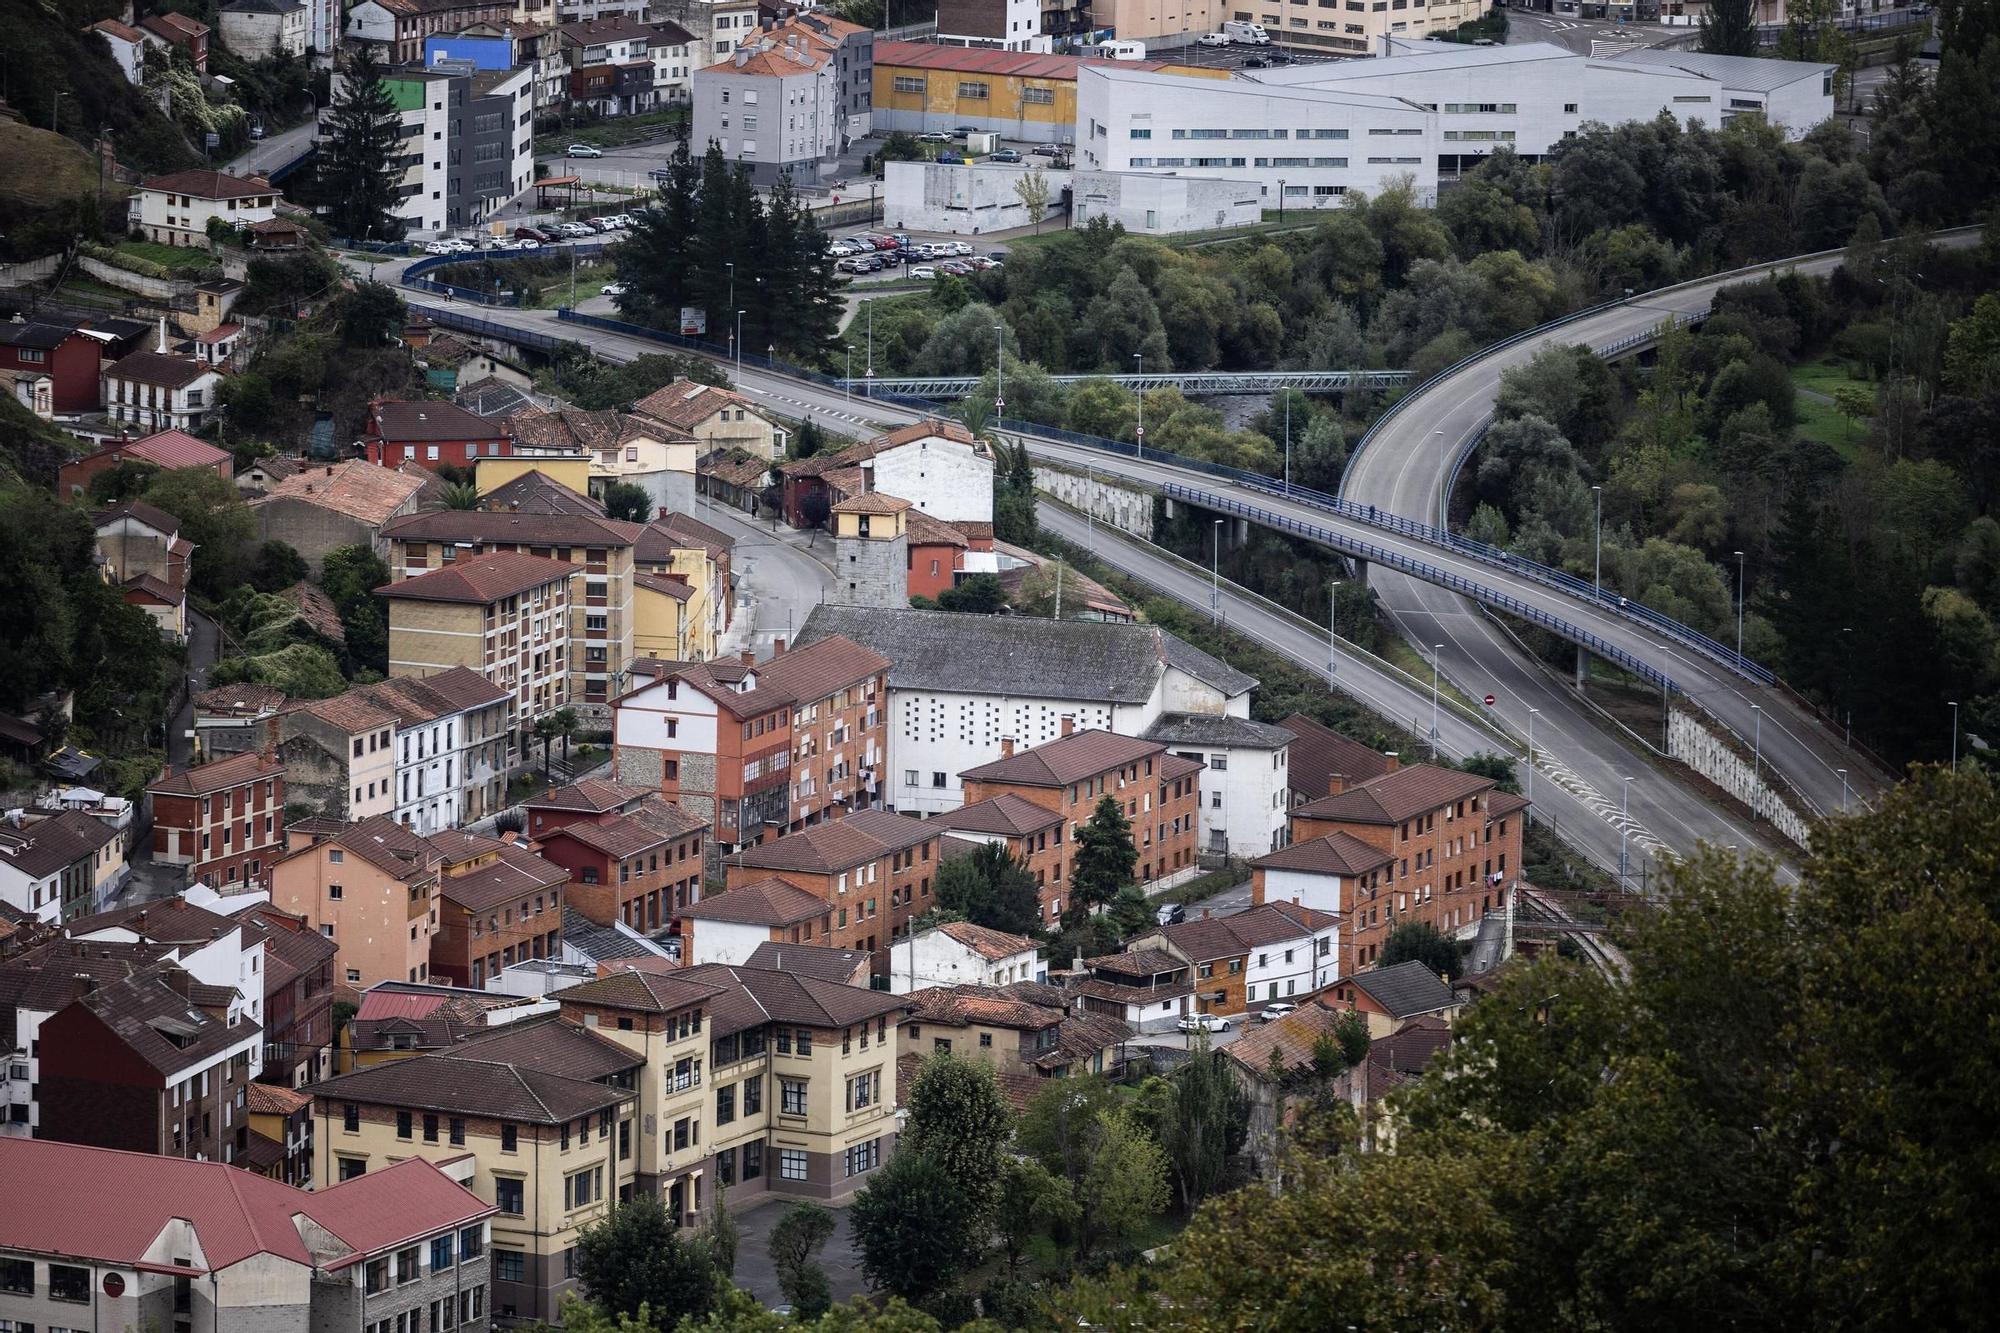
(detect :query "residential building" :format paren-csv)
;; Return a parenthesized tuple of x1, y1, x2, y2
(242, 1080, 315, 1184)
(901, 983, 1130, 1085)
(680, 876, 839, 965)
(0, 320, 104, 414)
(312, 1016, 640, 1323)
(148, 752, 288, 893)
(612, 635, 889, 853)
(304, 669, 517, 832)
(428, 834, 569, 987)
(377, 552, 576, 749)
(552, 959, 909, 1208)
(870, 41, 1178, 145)
(139, 10, 211, 68)
(829, 494, 912, 609)
(134, 169, 280, 247)
(631, 379, 787, 461)
(777, 417, 992, 529)
(237, 901, 340, 1086)
(523, 778, 653, 839)
(96, 498, 196, 643)
(888, 921, 1041, 994)
(722, 808, 948, 968)
(1327, 958, 1461, 1038)
(1142, 712, 1294, 857)
(34, 963, 262, 1160)
(649, 21, 699, 103)
(269, 816, 443, 990)
(559, 16, 665, 114)
(684, 0, 762, 64)
(0, 939, 165, 1137)
(1128, 900, 1341, 1018)
(0, 1139, 495, 1333)
(88, 17, 147, 82)
(634, 513, 734, 656)
(794, 605, 1255, 818)
(931, 792, 1067, 921)
(270, 692, 402, 823)
(249, 460, 441, 572)
(346, 0, 514, 65)
(532, 796, 708, 942)
(479, 468, 605, 518)
(936, 0, 1052, 52)
(430, 23, 571, 115)
(195, 683, 290, 758)
(329, 60, 534, 235)
(1250, 825, 1393, 934)
(379, 510, 647, 711)
(503, 405, 700, 517)
(959, 728, 1205, 895)
(60, 427, 234, 500)
(0, 811, 121, 923)
(337, 979, 544, 1073)
(689, 22, 842, 186)
(365, 399, 517, 469)
(102, 346, 224, 434)
(1070, 947, 1192, 1033)
(218, 0, 309, 57)
(2, 366, 53, 419)
(1278, 711, 1396, 808)
(1284, 762, 1528, 967)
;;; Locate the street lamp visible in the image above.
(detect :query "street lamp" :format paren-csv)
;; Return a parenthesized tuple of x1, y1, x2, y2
(993, 324, 1005, 419)
(1431, 429, 1446, 525)
(1592, 484, 1603, 594)
(1211, 519, 1224, 626)
(1277, 177, 1286, 224)
(1950, 700, 1960, 770)
(726, 261, 735, 316)
(735, 309, 745, 382)
(1085, 464, 1095, 553)
(1526, 707, 1539, 807)
(1328, 579, 1341, 684)
(1430, 643, 1443, 761)
(1132, 352, 1145, 454)
(1734, 550, 1746, 664)
(1751, 703, 1762, 783)
(1282, 391, 1291, 496)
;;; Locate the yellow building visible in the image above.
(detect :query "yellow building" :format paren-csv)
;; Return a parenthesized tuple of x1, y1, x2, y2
(313, 1016, 643, 1326)
(871, 41, 1227, 142)
(633, 571, 700, 662)
(475, 449, 593, 497)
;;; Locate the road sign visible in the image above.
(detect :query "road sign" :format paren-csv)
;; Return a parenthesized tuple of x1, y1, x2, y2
(1483, 694, 1496, 706)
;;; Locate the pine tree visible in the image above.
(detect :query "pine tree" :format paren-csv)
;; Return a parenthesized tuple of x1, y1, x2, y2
(1071, 794, 1139, 915)
(316, 47, 404, 242)
(1698, 0, 1758, 57)
(619, 136, 699, 325)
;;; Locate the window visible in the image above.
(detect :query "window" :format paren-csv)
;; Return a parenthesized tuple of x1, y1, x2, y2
(744, 1141, 764, 1179)
(0, 1259, 31, 1294)
(892, 75, 925, 93)
(460, 1226, 484, 1260)
(495, 1251, 525, 1283)
(495, 1177, 525, 1215)
(365, 1258, 390, 1296)
(47, 1265, 87, 1305)
(396, 1111, 413, 1140)
(423, 1113, 438, 1143)
(844, 1137, 881, 1176)
(328, 883, 343, 900)
(396, 1246, 419, 1284)
(565, 1167, 603, 1210)
(716, 1083, 735, 1124)
(432, 1235, 455, 1271)
(742, 1074, 762, 1115)
(796, 1030, 812, 1055)
(343, 1103, 359, 1132)
(780, 1148, 808, 1180)
(781, 1077, 808, 1116)
(339, 1156, 365, 1181)
(957, 81, 988, 98)
(1022, 86, 1053, 104)
(846, 1070, 877, 1111)
(450, 1117, 466, 1146)
(501, 1124, 518, 1152)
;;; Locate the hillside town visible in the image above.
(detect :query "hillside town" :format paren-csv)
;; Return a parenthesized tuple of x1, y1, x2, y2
(0, 0, 1997, 1323)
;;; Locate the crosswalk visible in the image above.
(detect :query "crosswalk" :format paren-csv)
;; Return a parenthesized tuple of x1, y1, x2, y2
(1528, 742, 1672, 865)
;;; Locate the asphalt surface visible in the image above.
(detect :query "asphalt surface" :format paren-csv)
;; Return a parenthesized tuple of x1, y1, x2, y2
(729, 1197, 866, 1310)
(692, 497, 837, 660)
(223, 121, 318, 178)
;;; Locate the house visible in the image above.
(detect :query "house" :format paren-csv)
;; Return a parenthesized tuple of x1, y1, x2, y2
(522, 778, 652, 839)
(1128, 900, 1342, 1019)
(427, 833, 570, 987)
(888, 921, 1040, 994)
(902, 983, 1129, 1087)
(62, 897, 272, 1067)
(192, 320, 246, 369)
(34, 963, 261, 1159)
(415, 332, 534, 394)
(690, 14, 872, 186)
(1286, 762, 1530, 968)
(794, 605, 1256, 818)
(529, 796, 708, 942)
(631, 379, 786, 461)
(250, 460, 442, 573)
(931, 793, 1066, 922)
(2, 366, 53, 419)
(336, 978, 541, 1073)
(1278, 711, 1397, 809)
(364, 399, 515, 469)
(0, 938, 165, 1137)
(242, 1080, 315, 1185)
(698, 447, 775, 515)
(134, 169, 279, 247)
(0, 319, 106, 414)
(611, 635, 890, 853)
(1142, 712, 1296, 858)
(1071, 947, 1193, 1034)
(648, 21, 698, 102)
(379, 510, 648, 711)
(269, 815, 443, 991)
(60, 428, 234, 500)
(87, 17, 147, 82)
(680, 875, 838, 965)
(247, 215, 312, 250)
(236, 900, 339, 1087)
(507, 405, 701, 518)
(778, 418, 991, 530)
(102, 340, 224, 435)
(377, 552, 577, 748)
(344, 0, 514, 65)
(218, 0, 308, 58)
(559, 16, 664, 115)
(0, 810, 121, 923)
(139, 10, 210, 69)
(269, 692, 402, 823)
(1327, 959, 1461, 1038)
(633, 513, 733, 657)
(1250, 828, 1395, 960)
(147, 751, 288, 893)
(478, 467, 604, 517)
(722, 808, 948, 970)
(959, 727, 1205, 902)
(0, 1139, 495, 1333)
(194, 683, 289, 757)
(335, 61, 534, 234)
(95, 498, 197, 643)
(553, 960, 909, 1210)
(312, 1015, 641, 1323)
(828, 494, 918, 608)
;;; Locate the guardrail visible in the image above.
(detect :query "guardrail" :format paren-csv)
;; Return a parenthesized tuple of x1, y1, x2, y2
(401, 243, 615, 306)
(850, 368, 1413, 397)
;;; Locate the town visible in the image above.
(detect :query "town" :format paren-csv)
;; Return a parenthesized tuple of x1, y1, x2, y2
(0, 0, 1995, 1325)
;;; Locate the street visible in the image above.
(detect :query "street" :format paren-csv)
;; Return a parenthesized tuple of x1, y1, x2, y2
(694, 497, 837, 661)
(223, 120, 318, 179)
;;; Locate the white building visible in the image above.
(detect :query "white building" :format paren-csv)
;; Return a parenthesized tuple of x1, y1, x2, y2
(102, 347, 224, 435)
(1143, 713, 1294, 858)
(88, 18, 148, 83)
(1132, 900, 1341, 1014)
(1251, 826, 1394, 919)
(888, 921, 1042, 994)
(338, 63, 536, 237)
(680, 876, 839, 966)
(794, 606, 1258, 818)
(218, 0, 309, 59)
(134, 169, 281, 248)
(865, 419, 994, 526)
(935, 0, 1050, 53)
(306, 0, 339, 58)
(686, 0, 761, 62)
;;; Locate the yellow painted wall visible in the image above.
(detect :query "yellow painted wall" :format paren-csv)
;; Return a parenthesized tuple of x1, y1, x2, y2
(633, 582, 689, 662)
(873, 65, 1080, 133)
(476, 455, 592, 496)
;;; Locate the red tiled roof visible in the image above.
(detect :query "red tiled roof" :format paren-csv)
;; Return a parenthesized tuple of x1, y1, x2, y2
(934, 792, 1062, 837)
(832, 492, 911, 516)
(959, 729, 1171, 789)
(728, 809, 933, 875)
(1294, 764, 1496, 826)
(538, 797, 707, 858)
(631, 379, 756, 431)
(635, 571, 693, 601)
(376, 552, 575, 604)
(1254, 829, 1393, 876)
(369, 400, 510, 443)
(82, 429, 231, 472)
(254, 460, 433, 526)
(752, 635, 888, 706)
(681, 876, 829, 926)
(527, 778, 652, 815)
(105, 351, 215, 389)
(937, 920, 1039, 960)
(147, 750, 284, 797)
(1279, 712, 1397, 798)
(244, 1081, 313, 1115)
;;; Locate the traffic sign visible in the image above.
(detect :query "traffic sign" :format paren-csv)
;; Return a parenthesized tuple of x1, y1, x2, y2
(1483, 694, 1496, 706)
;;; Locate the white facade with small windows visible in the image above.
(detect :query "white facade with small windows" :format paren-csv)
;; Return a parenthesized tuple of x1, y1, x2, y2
(1144, 714, 1294, 859)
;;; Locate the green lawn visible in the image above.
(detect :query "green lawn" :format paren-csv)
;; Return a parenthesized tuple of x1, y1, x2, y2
(1791, 357, 1875, 459)
(535, 107, 690, 157)
(116, 239, 225, 273)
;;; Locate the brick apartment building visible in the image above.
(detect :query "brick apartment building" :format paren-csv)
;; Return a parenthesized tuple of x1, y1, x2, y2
(533, 796, 708, 940)
(426, 832, 569, 988)
(931, 793, 1068, 927)
(362, 399, 515, 469)
(239, 901, 340, 1087)
(147, 751, 288, 891)
(722, 808, 946, 970)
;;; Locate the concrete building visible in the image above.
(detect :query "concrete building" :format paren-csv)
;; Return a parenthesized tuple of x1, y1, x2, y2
(630, 512, 734, 660)
(937, 0, 1053, 51)
(270, 692, 401, 824)
(1127, 899, 1341, 1018)
(234, 900, 339, 1087)
(347, 61, 535, 236)
(503, 406, 701, 519)
(249, 461, 441, 573)
(870, 41, 1196, 144)
(0, 319, 106, 416)
(139, 10, 210, 69)
(195, 684, 290, 759)
(1070, 166, 1263, 234)
(531, 797, 708, 943)
(930, 793, 1067, 921)
(692, 17, 860, 185)
(683, 0, 760, 63)
(346, 0, 513, 64)
(427, 834, 569, 987)
(1204, 0, 1486, 55)
(829, 494, 912, 608)
(270, 815, 444, 990)
(889, 921, 1041, 994)
(93, 499, 196, 645)
(632, 379, 787, 461)
(777, 417, 993, 529)
(900, 984, 1131, 1090)
(722, 808, 950, 969)
(680, 876, 840, 965)
(0, 940, 169, 1139)
(559, 15, 665, 115)
(147, 751, 288, 893)
(102, 348, 224, 435)
(218, 0, 309, 58)
(1143, 712, 1294, 858)
(88, 17, 147, 83)
(133, 169, 279, 248)
(793, 605, 1256, 819)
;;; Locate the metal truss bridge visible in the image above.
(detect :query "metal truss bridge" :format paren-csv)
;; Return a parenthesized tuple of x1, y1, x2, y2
(838, 368, 1412, 399)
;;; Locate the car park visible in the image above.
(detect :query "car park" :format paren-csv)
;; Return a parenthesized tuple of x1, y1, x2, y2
(1257, 1003, 1298, 1024)
(1177, 1013, 1232, 1034)
(910, 265, 938, 279)
(1030, 143, 1063, 157)
(987, 149, 1022, 163)
(916, 131, 950, 143)
(567, 143, 603, 157)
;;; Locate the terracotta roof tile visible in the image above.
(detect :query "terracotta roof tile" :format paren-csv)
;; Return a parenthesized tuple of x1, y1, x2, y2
(959, 729, 1175, 789)
(681, 876, 829, 926)
(369, 400, 510, 444)
(1294, 764, 1496, 826)
(934, 793, 1062, 838)
(632, 379, 758, 432)
(1254, 829, 1393, 876)
(105, 351, 213, 390)
(380, 509, 644, 547)
(147, 750, 284, 796)
(727, 809, 932, 875)
(1279, 713, 1398, 798)
(937, 920, 1039, 960)
(528, 778, 653, 814)
(375, 552, 575, 604)
(252, 460, 433, 526)
(752, 635, 888, 706)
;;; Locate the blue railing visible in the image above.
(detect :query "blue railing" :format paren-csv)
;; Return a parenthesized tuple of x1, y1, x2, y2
(400, 243, 616, 306)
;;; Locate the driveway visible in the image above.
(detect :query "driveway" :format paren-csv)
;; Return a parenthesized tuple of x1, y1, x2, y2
(728, 1196, 866, 1310)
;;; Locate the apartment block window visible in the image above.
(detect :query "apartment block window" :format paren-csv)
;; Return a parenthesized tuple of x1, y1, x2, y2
(501, 1123, 518, 1152)
(495, 1177, 525, 1215)
(744, 1141, 764, 1179)
(846, 1069, 877, 1111)
(431, 1235, 455, 1271)
(844, 1137, 881, 1176)
(423, 1113, 439, 1143)
(716, 1083, 736, 1125)
(0, 1259, 31, 1294)
(781, 1077, 808, 1116)
(564, 1166, 603, 1210)
(450, 1117, 466, 1146)
(48, 1265, 89, 1304)
(365, 1259, 390, 1296)
(396, 1111, 413, 1139)
(495, 1251, 525, 1283)
(780, 1148, 808, 1180)
(742, 1074, 762, 1115)
(796, 1030, 813, 1055)
(396, 1246, 419, 1284)
(343, 1103, 360, 1132)
(459, 1227, 484, 1260)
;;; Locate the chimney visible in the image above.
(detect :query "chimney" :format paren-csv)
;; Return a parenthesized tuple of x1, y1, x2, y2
(1382, 752, 1399, 772)
(156, 315, 169, 354)
(73, 972, 96, 994)
(1327, 774, 1345, 796)
(999, 737, 1015, 758)
(326, 464, 334, 476)
(1201, 908, 1212, 920)
(772, 639, 786, 656)
(1060, 715, 1075, 737)
(739, 649, 755, 667)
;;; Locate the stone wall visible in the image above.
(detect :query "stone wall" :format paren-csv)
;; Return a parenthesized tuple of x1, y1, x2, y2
(1667, 707, 1812, 849)
(1032, 463, 1154, 540)
(831, 533, 908, 608)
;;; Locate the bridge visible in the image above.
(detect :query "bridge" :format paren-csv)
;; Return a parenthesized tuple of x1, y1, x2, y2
(840, 368, 1412, 398)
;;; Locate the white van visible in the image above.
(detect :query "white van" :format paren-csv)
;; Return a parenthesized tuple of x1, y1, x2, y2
(1095, 39, 1146, 60)
(1222, 19, 1271, 42)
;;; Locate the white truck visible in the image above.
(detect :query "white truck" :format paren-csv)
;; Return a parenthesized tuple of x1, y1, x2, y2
(1095, 38, 1147, 59)
(1222, 19, 1270, 42)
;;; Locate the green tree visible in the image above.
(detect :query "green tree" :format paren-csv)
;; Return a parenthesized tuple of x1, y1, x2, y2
(1457, 752, 1520, 793)
(533, 714, 561, 781)
(573, 1195, 717, 1324)
(932, 842, 1042, 935)
(1699, 0, 1758, 56)
(441, 482, 482, 510)
(1077, 1107, 1170, 1258)
(339, 283, 405, 348)
(935, 572, 1007, 614)
(993, 1157, 1077, 1271)
(848, 1152, 978, 1302)
(249, 541, 309, 594)
(602, 482, 653, 522)
(901, 1051, 1014, 1242)
(140, 467, 257, 599)
(1014, 167, 1052, 233)
(1378, 921, 1463, 980)
(1017, 1076, 1123, 1185)
(1069, 793, 1138, 915)
(1151, 1044, 1250, 1212)
(767, 1202, 835, 1319)
(551, 705, 581, 766)
(1942, 291, 2000, 395)
(315, 46, 404, 241)
(86, 459, 161, 505)
(319, 544, 390, 675)
(701, 1185, 738, 1279)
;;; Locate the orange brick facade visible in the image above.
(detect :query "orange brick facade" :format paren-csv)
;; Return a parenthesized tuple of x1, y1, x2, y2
(149, 758, 286, 890)
(960, 746, 1203, 892)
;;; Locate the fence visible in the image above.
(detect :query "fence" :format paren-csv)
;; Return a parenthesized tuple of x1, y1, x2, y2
(400, 243, 615, 306)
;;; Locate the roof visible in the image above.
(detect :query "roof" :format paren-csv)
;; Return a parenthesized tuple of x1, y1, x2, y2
(369, 400, 509, 443)
(301, 816, 439, 884)
(84, 429, 231, 472)
(1293, 764, 1496, 826)
(104, 350, 215, 390)
(527, 778, 652, 815)
(0, 939, 169, 1014)
(653, 510, 734, 557)
(1151, 902, 1338, 963)
(348, 670, 510, 726)
(235, 903, 335, 991)
(0, 320, 92, 351)
(558, 906, 668, 964)
(873, 38, 1174, 81)
(937, 920, 1039, 960)
(744, 940, 868, 982)
(1224, 1001, 1352, 1080)
(140, 169, 264, 200)
(537, 798, 707, 859)
(701, 448, 774, 491)
(904, 508, 970, 549)
(446, 1013, 645, 1083)
(1279, 712, 1396, 797)
(94, 498, 183, 536)
(751, 635, 889, 706)
(315, 1050, 632, 1124)
(253, 460, 433, 527)
(457, 375, 540, 418)
(1143, 712, 1294, 751)
(376, 551, 575, 604)
(65, 966, 257, 1076)
(832, 492, 911, 516)
(960, 729, 1172, 789)
(1085, 947, 1185, 980)
(90, 17, 145, 42)
(297, 690, 400, 735)
(674, 962, 909, 1036)
(244, 1081, 313, 1115)
(437, 844, 570, 913)
(631, 379, 759, 431)
(481, 468, 604, 517)
(148, 750, 285, 797)
(634, 571, 692, 601)
(380, 508, 644, 547)
(1606, 45, 1835, 91)
(681, 875, 829, 926)
(1367, 1013, 1452, 1079)
(728, 808, 934, 875)
(908, 983, 1057, 1031)
(1162, 633, 1258, 697)
(121, 572, 181, 605)
(1350, 960, 1458, 1020)
(0, 1139, 489, 1273)
(712, 31, 836, 75)
(934, 792, 1062, 837)
(1254, 829, 1393, 877)
(140, 11, 209, 40)
(0, 809, 118, 878)
(558, 14, 655, 42)
(551, 964, 727, 1015)
(65, 896, 246, 946)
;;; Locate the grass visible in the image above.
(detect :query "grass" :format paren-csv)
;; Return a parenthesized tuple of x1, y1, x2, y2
(535, 107, 690, 157)
(0, 120, 120, 214)
(1151, 861, 1249, 906)
(116, 239, 226, 274)
(1790, 356, 1874, 459)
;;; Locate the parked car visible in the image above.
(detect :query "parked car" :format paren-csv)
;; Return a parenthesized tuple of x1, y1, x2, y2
(515, 226, 552, 241)
(557, 221, 594, 238)
(1178, 1013, 1232, 1034)
(943, 240, 973, 256)
(516, 238, 541, 250)
(937, 151, 965, 164)
(952, 125, 979, 138)
(492, 238, 522, 252)
(910, 265, 938, 279)
(1156, 902, 1187, 926)
(1243, 55, 1270, 68)
(1197, 30, 1232, 45)
(987, 251, 1008, 261)
(1030, 144, 1063, 157)
(916, 131, 950, 143)
(567, 143, 604, 157)
(939, 260, 972, 275)
(601, 282, 628, 296)
(987, 149, 1021, 163)
(1257, 1002, 1298, 1024)
(421, 240, 454, 255)
(870, 236, 899, 251)
(650, 166, 674, 180)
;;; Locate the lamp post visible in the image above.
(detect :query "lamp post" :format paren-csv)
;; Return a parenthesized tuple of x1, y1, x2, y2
(844, 344, 853, 401)
(1211, 519, 1224, 626)
(734, 309, 745, 382)
(726, 261, 735, 318)
(1751, 703, 1762, 783)
(993, 323, 1005, 419)
(1950, 700, 1960, 770)
(1432, 429, 1446, 525)
(1592, 484, 1603, 594)
(1132, 352, 1145, 454)
(1526, 707, 1538, 807)
(866, 301, 875, 395)
(1085, 464, 1095, 553)
(1328, 579, 1341, 684)
(1734, 550, 1746, 664)
(1282, 391, 1291, 496)
(1430, 643, 1443, 761)
(1841, 625, 1853, 746)
(1277, 176, 1286, 224)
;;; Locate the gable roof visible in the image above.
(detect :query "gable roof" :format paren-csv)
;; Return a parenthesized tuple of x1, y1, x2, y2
(1278, 713, 1397, 798)
(751, 635, 888, 705)
(933, 792, 1063, 838)
(1350, 960, 1458, 1020)
(105, 351, 215, 389)
(66, 965, 258, 1075)
(1293, 764, 1495, 826)
(960, 729, 1172, 789)
(1149, 903, 1339, 964)
(94, 498, 184, 537)
(1224, 1000, 1351, 1080)
(672, 962, 909, 1036)
(445, 1013, 645, 1082)
(64, 896, 244, 946)
(369, 400, 509, 443)
(436, 844, 570, 913)
(1143, 712, 1295, 751)
(526, 778, 652, 815)
(936, 920, 1039, 959)
(375, 552, 575, 604)
(727, 808, 934, 876)
(681, 875, 829, 926)
(1253, 829, 1393, 877)
(0, 810, 118, 879)
(253, 460, 435, 527)
(536, 798, 707, 859)
(147, 750, 285, 797)
(744, 940, 868, 981)
(85, 429, 231, 472)
(631, 379, 760, 431)
(550, 964, 729, 1015)
(140, 172, 265, 203)
(480, 468, 605, 517)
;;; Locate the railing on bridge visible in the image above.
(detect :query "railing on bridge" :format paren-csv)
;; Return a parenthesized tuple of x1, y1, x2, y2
(845, 368, 1412, 398)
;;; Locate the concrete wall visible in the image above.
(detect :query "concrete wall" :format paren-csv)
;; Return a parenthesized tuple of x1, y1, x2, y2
(1666, 707, 1811, 849)
(883, 160, 1070, 235)
(870, 437, 994, 523)
(832, 532, 908, 608)
(1070, 168, 1262, 235)
(1030, 462, 1154, 540)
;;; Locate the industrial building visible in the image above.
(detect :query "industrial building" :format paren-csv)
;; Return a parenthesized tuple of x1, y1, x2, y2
(871, 40, 1221, 145)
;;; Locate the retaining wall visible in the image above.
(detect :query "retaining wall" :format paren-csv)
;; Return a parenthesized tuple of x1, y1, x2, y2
(1667, 708, 1812, 849)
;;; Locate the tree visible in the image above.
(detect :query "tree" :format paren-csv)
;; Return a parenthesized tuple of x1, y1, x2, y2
(551, 705, 581, 765)
(932, 842, 1042, 935)
(934, 572, 1007, 614)
(1017, 1076, 1124, 1186)
(994, 437, 1038, 545)
(1699, 0, 1758, 56)
(1378, 921, 1463, 980)
(767, 1202, 835, 1320)
(1943, 291, 2000, 396)
(320, 544, 390, 675)
(1069, 793, 1138, 914)
(1151, 1044, 1250, 1212)
(993, 1158, 1077, 1271)
(533, 714, 561, 781)
(1077, 1107, 1170, 1258)
(140, 467, 257, 599)
(249, 541, 309, 594)
(339, 283, 405, 348)
(1014, 168, 1052, 233)
(1457, 752, 1520, 793)
(701, 1185, 739, 1279)
(86, 459, 160, 505)
(442, 482, 482, 510)
(315, 47, 403, 242)
(848, 1152, 978, 1302)
(603, 482, 653, 522)
(901, 1051, 1015, 1242)
(573, 1195, 718, 1324)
